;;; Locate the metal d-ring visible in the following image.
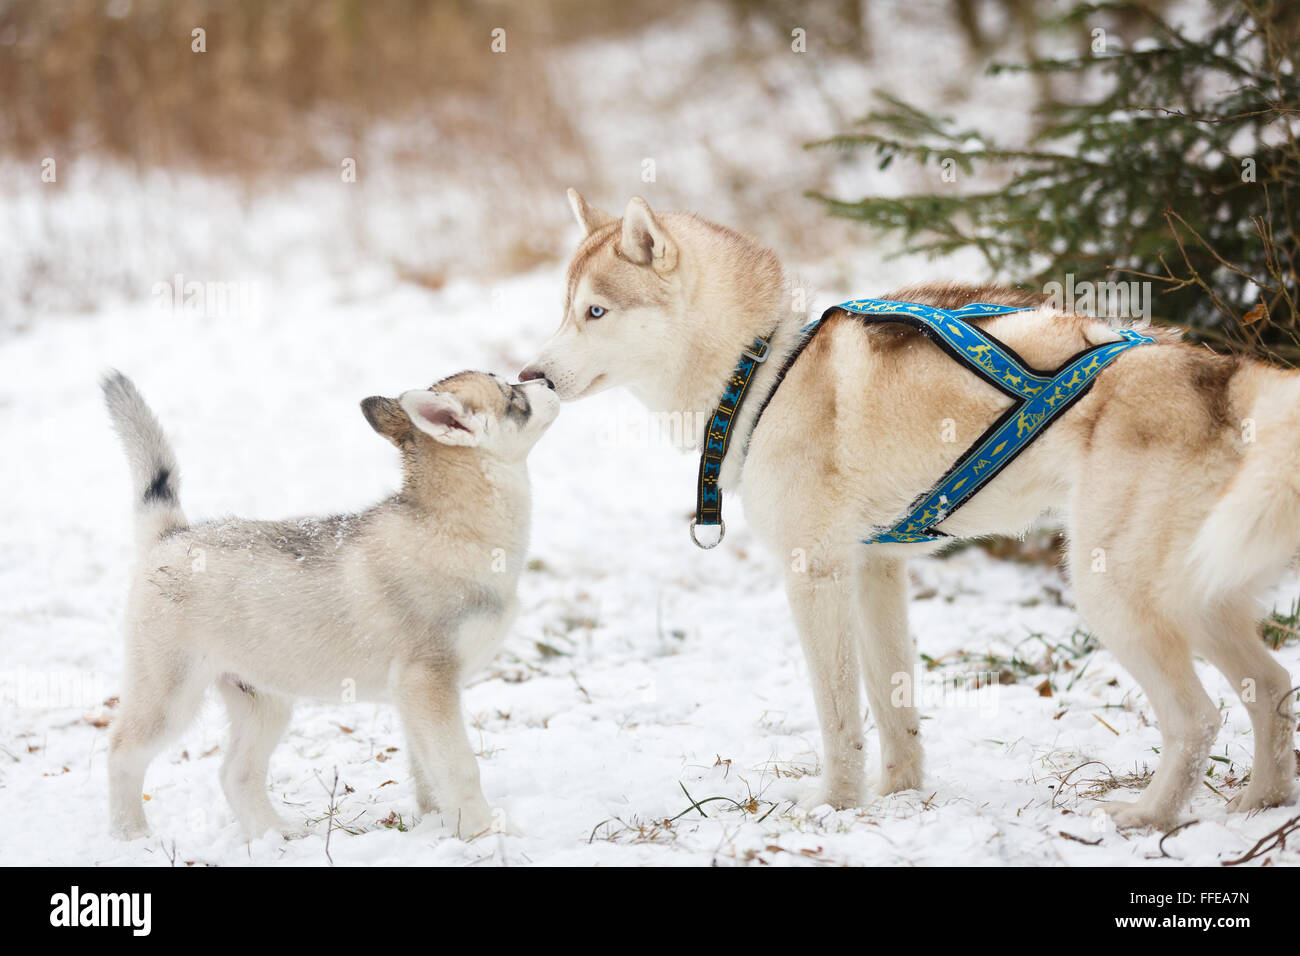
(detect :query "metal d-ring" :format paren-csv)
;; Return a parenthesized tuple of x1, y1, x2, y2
(689, 517, 726, 550)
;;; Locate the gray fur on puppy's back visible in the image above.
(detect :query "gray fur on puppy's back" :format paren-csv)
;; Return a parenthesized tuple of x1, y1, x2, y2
(183, 509, 381, 562)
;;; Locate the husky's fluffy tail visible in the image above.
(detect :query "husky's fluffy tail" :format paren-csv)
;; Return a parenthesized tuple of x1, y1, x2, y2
(102, 371, 186, 546)
(1188, 374, 1300, 601)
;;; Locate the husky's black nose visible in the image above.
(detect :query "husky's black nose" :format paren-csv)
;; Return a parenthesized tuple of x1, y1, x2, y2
(519, 366, 555, 389)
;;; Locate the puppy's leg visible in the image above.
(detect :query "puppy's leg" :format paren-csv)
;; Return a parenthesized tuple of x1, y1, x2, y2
(216, 678, 295, 838)
(1194, 604, 1296, 812)
(787, 562, 867, 809)
(857, 555, 923, 794)
(108, 649, 205, 840)
(408, 743, 436, 814)
(392, 662, 493, 837)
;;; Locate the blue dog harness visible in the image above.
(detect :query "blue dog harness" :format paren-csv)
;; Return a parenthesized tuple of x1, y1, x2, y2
(691, 297, 1155, 548)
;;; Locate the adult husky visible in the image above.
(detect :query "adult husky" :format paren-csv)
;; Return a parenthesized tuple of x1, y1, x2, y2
(521, 190, 1298, 828)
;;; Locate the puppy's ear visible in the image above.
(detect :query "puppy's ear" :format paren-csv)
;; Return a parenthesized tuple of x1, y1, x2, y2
(399, 389, 486, 447)
(620, 196, 677, 271)
(567, 187, 613, 235)
(361, 396, 411, 446)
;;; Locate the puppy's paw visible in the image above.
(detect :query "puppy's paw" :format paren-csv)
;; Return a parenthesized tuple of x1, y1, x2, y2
(482, 815, 524, 838)
(229, 809, 309, 843)
(1103, 800, 1177, 831)
(110, 821, 151, 842)
(442, 802, 497, 839)
(877, 762, 924, 796)
(797, 781, 867, 812)
(276, 820, 312, 841)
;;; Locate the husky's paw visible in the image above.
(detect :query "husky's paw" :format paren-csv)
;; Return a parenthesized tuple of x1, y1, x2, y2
(1103, 800, 1177, 831)
(797, 782, 867, 812)
(1227, 782, 1296, 814)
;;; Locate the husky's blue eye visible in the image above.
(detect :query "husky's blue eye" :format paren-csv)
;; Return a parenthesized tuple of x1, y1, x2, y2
(587, 305, 606, 319)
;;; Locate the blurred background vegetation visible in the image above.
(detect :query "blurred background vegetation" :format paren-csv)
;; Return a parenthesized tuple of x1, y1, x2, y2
(0, 0, 1147, 174)
(5, 0, 920, 316)
(2, 0, 1293, 360)
(811, 0, 1299, 363)
(4, 0, 595, 172)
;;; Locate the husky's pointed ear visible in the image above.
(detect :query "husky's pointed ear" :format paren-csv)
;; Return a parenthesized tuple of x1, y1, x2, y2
(399, 389, 486, 447)
(620, 196, 677, 271)
(567, 187, 614, 235)
(361, 396, 412, 446)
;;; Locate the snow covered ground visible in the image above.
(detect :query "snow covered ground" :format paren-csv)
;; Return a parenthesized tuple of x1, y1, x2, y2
(1, 255, 1297, 867)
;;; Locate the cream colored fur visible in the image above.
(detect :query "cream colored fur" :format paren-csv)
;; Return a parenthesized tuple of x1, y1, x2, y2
(101, 370, 558, 841)
(523, 190, 1299, 829)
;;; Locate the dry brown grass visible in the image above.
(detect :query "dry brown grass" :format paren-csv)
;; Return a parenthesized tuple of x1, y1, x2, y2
(0, 0, 673, 174)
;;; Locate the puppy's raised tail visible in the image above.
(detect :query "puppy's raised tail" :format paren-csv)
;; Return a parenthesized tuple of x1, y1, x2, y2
(102, 371, 186, 545)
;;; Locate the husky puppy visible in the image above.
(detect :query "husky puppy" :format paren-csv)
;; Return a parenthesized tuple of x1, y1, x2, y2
(520, 189, 1298, 829)
(102, 370, 558, 840)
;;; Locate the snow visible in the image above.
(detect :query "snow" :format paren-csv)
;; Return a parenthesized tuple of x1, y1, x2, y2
(1, 0, 1294, 868)
(1, 257, 1296, 867)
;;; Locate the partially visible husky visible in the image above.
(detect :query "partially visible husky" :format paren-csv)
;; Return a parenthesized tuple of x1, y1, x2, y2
(521, 189, 1298, 829)
(102, 370, 558, 840)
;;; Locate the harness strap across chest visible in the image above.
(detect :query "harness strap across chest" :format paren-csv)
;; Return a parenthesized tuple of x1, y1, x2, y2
(691, 297, 1155, 548)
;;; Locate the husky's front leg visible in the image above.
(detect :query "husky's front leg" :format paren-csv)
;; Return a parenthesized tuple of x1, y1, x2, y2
(392, 662, 494, 838)
(857, 556, 923, 793)
(786, 564, 867, 809)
